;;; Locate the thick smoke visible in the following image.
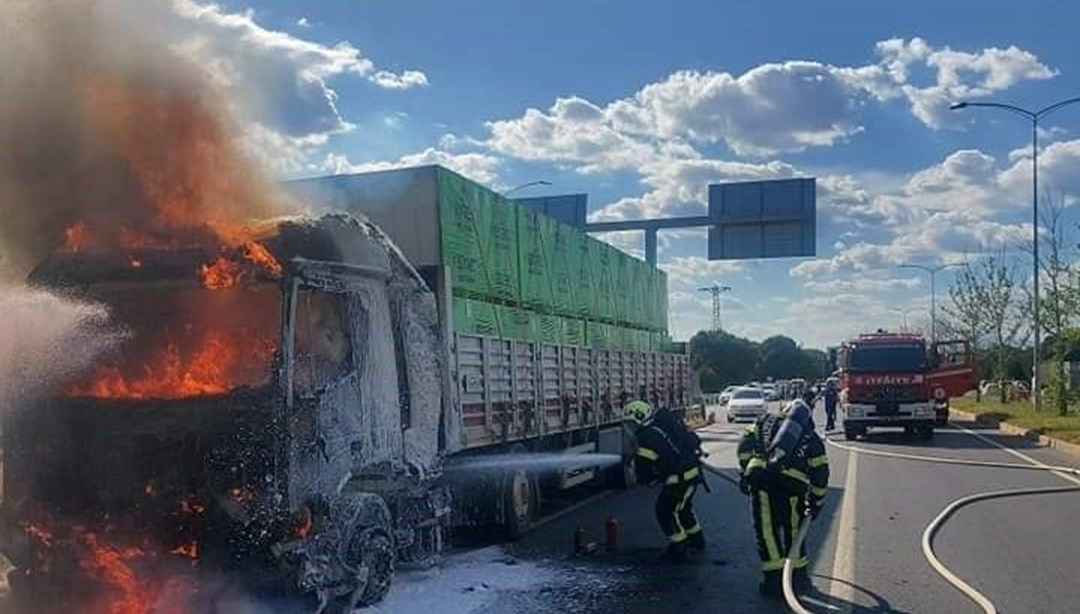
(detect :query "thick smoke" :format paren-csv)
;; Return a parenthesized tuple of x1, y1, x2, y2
(0, 0, 290, 278)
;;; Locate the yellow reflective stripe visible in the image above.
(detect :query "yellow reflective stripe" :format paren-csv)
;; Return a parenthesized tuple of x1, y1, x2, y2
(746, 457, 766, 471)
(669, 530, 687, 543)
(737, 452, 753, 461)
(781, 468, 810, 485)
(684, 523, 702, 535)
(808, 455, 829, 468)
(636, 447, 659, 461)
(758, 490, 781, 564)
(664, 466, 701, 485)
(746, 423, 758, 434)
(762, 558, 786, 571)
(811, 485, 829, 497)
(792, 556, 809, 569)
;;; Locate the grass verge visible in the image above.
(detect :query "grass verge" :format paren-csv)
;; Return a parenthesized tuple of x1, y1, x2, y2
(952, 397, 1080, 445)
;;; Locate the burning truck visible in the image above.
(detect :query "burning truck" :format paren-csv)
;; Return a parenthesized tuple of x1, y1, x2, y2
(1, 168, 693, 612)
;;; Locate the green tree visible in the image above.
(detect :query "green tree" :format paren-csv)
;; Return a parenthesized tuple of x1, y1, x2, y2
(689, 330, 759, 392)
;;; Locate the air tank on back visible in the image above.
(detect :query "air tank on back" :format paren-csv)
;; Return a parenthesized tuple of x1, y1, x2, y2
(767, 400, 812, 465)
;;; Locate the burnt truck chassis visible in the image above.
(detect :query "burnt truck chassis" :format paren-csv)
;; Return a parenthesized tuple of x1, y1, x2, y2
(1, 216, 452, 612)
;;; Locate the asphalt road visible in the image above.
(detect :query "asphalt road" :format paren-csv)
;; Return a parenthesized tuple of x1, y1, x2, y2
(476, 402, 1080, 613)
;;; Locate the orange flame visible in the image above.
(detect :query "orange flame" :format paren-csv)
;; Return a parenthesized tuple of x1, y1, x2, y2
(198, 257, 245, 290)
(70, 330, 272, 400)
(64, 222, 89, 252)
(198, 242, 283, 289)
(78, 531, 160, 614)
(169, 542, 198, 561)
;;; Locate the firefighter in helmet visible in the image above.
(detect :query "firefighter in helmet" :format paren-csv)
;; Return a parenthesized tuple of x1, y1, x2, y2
(624, 399, 705, 560)
(737, 397, 829, 597)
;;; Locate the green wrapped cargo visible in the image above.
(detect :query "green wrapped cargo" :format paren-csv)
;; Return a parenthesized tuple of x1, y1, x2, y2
(453, 297, 502, 338)
(536, 313, 562, 344)
(438, 169, 519, 303)
(550, 222, 577, 316)
(572, 232, 592, 318)
(517, 207, 554, 312)
(562, 318, 586, 347)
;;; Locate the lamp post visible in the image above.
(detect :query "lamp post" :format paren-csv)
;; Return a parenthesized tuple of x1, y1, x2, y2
(505, 180, 552, 196)
(899, 263, 963, 345)
(889, 308, 912, 331)
(951, 96, 1080, 411)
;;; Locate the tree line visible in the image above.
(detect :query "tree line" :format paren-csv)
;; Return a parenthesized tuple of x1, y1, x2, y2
(941, 196, 1080, 414)
(690, 330, 828, 392)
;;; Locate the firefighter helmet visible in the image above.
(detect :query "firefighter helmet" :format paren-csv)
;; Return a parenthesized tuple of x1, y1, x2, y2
(623, 400, 655, 425)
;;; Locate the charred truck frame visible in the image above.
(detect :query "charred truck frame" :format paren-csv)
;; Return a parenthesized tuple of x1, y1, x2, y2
(2, 167, 693, 612)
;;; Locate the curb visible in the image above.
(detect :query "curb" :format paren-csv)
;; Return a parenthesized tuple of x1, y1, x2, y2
(950, 408, 1080, 460)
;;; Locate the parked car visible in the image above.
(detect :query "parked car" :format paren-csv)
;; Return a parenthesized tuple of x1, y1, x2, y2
(980, 380, 1030, 401)
(727, 387, 768, 423)
(761, 383, 780, 401)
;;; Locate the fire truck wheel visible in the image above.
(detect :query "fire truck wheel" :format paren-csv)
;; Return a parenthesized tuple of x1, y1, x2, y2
(844, 427, 860, 441)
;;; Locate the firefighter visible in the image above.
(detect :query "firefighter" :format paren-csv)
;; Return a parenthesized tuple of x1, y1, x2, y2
(624, 400, 704, 560)
(823, 381, 839, 431)
(737, 399, 829, 597)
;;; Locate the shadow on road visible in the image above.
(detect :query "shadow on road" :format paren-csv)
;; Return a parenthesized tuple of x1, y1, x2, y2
(846, 426, 1047, 452)
(804, 575, 915, 614)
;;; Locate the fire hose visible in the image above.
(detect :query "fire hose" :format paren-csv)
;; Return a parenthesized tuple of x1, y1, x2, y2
(779, 431, 1080, 614)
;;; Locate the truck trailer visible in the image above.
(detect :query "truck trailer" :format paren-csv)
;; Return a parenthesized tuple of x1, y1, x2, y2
(1, 168, 693, 612)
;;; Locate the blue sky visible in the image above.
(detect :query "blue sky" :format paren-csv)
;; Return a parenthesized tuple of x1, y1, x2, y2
(136, 0, 1080, 347)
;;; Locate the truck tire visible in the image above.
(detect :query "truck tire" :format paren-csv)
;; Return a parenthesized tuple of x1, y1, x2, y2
(326, 528, 396, 613)
(920, 426, 935, 441)
(844, 427, 858, 441)
(501, 466, 539, 540)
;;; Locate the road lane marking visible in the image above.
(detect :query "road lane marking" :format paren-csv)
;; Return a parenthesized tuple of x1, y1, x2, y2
(954, 424, 1080, 486)
(829, 445, 858, 610)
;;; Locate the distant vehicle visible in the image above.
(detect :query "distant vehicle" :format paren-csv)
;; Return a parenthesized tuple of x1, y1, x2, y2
(718, 385, 739, 406)
(727, 387, 768, 423)
(760, 383, 780, 401)
(980, 380, 1030, 401)
(838, 331, 975, 440)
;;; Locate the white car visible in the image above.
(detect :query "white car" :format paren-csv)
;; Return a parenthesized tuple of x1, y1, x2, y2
(761, 383, 780, 401)
(727, 387, 768, 423)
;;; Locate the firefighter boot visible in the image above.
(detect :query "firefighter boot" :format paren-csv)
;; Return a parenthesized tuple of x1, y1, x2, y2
(758, 570, 782, 599)
(686, 531, 706, 553)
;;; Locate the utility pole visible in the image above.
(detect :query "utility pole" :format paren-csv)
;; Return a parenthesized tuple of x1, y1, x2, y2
(698, 283, 732, 332)
(951, 95, 1080, 411)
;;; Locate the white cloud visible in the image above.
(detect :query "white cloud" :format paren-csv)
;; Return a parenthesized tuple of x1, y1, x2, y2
(296, 17, 311, 28)
(321, 148, 502, 186)
(482, 38, 1054, 172)
(804, 276, 922, 294)
(661, 256, 745, 291)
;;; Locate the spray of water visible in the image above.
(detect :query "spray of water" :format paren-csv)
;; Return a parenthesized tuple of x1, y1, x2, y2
(446, 453, 623, 475)
(0, 285, 123, 405)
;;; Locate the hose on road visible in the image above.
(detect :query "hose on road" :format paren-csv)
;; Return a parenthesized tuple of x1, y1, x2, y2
(779, 431, 1080, 614)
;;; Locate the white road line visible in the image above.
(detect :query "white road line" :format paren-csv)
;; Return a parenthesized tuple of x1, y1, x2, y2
(829, 445, 859, 610)
(955, 423, 1080, 486)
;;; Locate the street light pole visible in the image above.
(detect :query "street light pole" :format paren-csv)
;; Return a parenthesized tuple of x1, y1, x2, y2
(951, 96, 1080, 411)
(899, 263, 963, 345)
(505, 180, 552, 196)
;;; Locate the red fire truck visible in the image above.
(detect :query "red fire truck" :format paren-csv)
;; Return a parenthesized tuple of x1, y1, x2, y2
(838, 331, 975, 440)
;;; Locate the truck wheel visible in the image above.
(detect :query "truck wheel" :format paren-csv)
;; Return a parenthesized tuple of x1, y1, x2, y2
(921, 426, 935, 441)
(502, 467, 538, 540)
(844, 427, 857, 441)
(330, 528, 396, 612)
